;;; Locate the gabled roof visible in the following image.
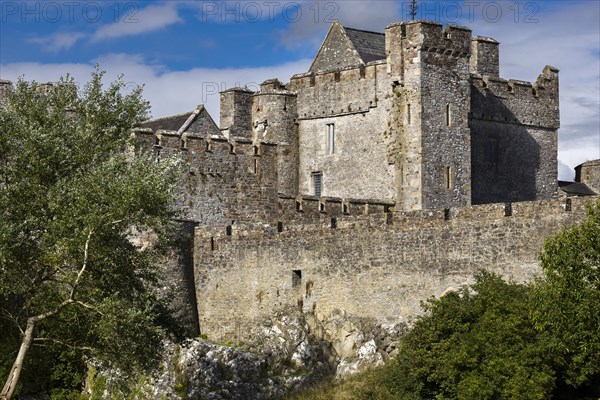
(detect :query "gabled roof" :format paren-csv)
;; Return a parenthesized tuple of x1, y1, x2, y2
(309, 21, 386, 73)
(558, 181, 598, 196)
(343, 27, 386, 64)
(142, 112, 193, 132)
(141, 105, 221, 137)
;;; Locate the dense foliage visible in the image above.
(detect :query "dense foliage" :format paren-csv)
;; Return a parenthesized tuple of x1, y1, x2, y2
(535, 200, 600, 390)
(0, 72, 178, 399)
(293, 200, 600, 400)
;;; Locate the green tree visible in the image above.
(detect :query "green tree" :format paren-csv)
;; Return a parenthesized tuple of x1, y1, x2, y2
(292, 201, 600, 400)
(0, 72, 177, 399)
(389, 272, 555, 400)
(535, 199, 600, 393)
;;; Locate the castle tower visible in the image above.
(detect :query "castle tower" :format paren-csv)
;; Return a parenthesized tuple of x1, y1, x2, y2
(0, 80, 11, 106)
(387, 21, 472, 211)
(470, 36, 499, 77)
(575, 160, 600, 193)
(252, 79, 299, 196)
(219, 87, 253, 138)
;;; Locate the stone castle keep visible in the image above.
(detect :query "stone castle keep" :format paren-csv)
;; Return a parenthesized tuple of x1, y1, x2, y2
(2, 20, 598, 342)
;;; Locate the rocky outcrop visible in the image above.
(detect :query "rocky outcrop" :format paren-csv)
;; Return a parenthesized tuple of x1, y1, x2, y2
(86, 308, 407, 399)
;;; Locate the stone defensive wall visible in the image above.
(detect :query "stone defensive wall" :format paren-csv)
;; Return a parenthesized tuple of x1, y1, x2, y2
(194, 196, 595, 341)
(470, 65, 560, 129)
(289, 61, 389, 120)
(399, 21, 472, 55)
(469, 66, 559, 204)
(277, 194, 395, 222)
(134, 128, 279, 225)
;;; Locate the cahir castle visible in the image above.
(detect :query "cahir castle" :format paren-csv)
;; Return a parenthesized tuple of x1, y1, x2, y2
(2, 20, 598, 342)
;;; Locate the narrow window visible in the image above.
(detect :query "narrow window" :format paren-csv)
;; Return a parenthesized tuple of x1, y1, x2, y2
(331, 217, 337, 229)
(444, 166, 454, 190)
(444, 208, 451, 221)
(565, 198, 572, 212)
(386, 212, 393, 225)
(446, 103, 451, 127)
(504, 202, 512, 217)
(277, 221, 283, 232)
(342, 203, 349, 214)
(312, 172, 323, 197)
(292, 270, 302, 287)
(327, 123, 335, 155)
(319, 201, 325, 213)
(210, 237, 215, 251)
(295, 200, 303, 211)
(226, 225, 232, 236)
(407, 104, 411, 125)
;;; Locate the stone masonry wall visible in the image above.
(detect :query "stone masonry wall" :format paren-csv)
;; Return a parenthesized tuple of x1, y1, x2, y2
(470, 36, 499, 77)
(470, 66, 559, 204)
(290, 63, 396, 201)
(220, 88, 253, 138)
(414, 23, 473, 210)
(135, 129, 279, 225)
(387, 22, 473, 211)
(310, 22, 363, 73)
(252, 81, 299, 196)
(576, 160, 600, 193)
(194, 196, 594, 341)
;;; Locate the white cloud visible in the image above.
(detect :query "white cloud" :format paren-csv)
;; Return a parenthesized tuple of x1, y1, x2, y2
(28, 32, 86, 53)
(0, 55, 312, 124)
(558, 159, 574, 181)
(280, 0, 403, 50)
(464, 0, 600, 175)
(92, 2, 182, 42)
(2, 0, 598, 177)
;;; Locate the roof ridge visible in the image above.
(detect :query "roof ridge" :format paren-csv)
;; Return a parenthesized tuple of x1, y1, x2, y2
(144, 111, 193, 123)
(343, 26, 384, 35)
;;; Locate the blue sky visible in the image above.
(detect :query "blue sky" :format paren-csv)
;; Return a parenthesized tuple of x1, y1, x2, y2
(1, 0, 599, 179)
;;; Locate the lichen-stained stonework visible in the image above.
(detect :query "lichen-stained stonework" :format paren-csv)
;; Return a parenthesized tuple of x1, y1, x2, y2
(576, 160, 600, 193)
(2, 19, 592, 343)
(195, 197, 592, 341)
(132, 19, 574, 342)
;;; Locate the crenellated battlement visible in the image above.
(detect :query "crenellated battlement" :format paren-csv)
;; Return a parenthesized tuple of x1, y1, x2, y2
(385, 21, 472, 57)
(470, 65, 559, 129)
(199, 196, 589, 241)
(194, 195, 595, 341)
(277, 194, 395, 222)
(2, 19, 585, 351)
(133, 127, 279, 225)
(289, 61, 387, 120)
